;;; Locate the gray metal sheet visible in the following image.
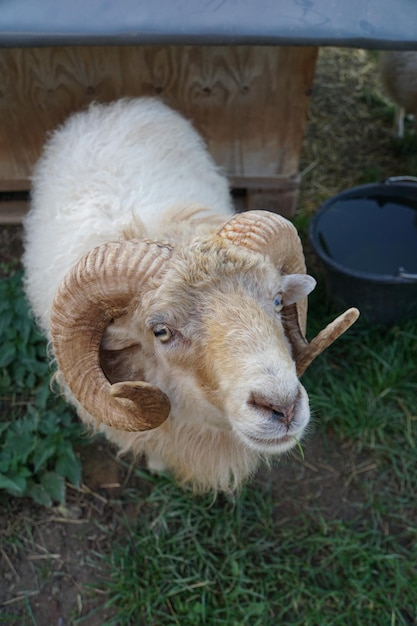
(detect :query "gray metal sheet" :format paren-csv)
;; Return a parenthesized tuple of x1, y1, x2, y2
(0, 0, 416, 49)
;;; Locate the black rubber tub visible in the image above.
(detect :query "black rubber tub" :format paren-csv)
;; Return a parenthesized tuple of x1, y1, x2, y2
(308, 177, 417, 325)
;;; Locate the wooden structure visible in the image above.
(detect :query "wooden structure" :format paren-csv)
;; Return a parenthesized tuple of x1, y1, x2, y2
(1, 0, 416, 224)
(0, 45, 317, 222)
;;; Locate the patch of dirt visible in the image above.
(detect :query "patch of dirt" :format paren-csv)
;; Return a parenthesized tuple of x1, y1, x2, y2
(0, 442, 125, 625)
(261, 432, 375, 525)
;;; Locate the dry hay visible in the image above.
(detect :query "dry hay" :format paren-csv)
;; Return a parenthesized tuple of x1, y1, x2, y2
(298, 47, 417, 217)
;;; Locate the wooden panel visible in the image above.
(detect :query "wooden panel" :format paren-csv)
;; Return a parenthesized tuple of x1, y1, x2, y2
(0, 200, 28, 224)
(0, 45, 317, 205)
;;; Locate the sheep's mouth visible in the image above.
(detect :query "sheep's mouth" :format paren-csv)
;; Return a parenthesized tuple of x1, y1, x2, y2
(240, 434, 296, 449)
(245, 433, 292, 447)
(236, 429, 299, 453)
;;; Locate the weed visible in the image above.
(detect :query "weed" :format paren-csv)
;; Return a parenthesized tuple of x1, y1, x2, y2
(360, 85, 394, 121)
(0, 270, 84, 505)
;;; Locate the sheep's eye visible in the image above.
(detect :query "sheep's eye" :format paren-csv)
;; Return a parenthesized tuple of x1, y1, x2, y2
(274, 295, 283, 313)
(153, 324, 173, 343)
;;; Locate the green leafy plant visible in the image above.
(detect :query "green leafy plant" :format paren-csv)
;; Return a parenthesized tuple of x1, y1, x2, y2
(0, 270, 49, 389)
(0, 270, 84, 505)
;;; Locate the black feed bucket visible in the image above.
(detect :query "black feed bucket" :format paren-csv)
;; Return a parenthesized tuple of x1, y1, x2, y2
(308, 177, 417, 326)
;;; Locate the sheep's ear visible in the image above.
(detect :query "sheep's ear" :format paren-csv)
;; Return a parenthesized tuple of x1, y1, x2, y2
(102, 316, 139, 351)
(280, 274, 316, 306)
(100, 344, 145, 384)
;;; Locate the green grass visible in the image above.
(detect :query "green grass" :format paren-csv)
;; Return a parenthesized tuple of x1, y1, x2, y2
(303, 305, 417, 531)
(89, 471, 416, 626)
(304, 293, 417, 449)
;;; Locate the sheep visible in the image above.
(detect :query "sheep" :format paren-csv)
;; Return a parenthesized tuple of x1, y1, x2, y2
(379, 50, 417, 138)
(23, 98, 359, 493)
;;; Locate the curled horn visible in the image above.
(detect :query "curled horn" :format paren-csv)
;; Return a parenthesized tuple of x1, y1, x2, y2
(217, 210, 359, 375)
(50, 240, 173, 432)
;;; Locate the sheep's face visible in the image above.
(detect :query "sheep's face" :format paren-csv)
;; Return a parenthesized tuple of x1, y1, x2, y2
(102, 238, 314, 454)
(195, 289, 311, 454)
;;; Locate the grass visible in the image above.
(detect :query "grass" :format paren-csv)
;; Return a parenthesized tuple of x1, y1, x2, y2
(1, 48, 417, 625)
(305, 322, 417, 540)
(103, 508, 415, 626)
(305, 290, 417, 441)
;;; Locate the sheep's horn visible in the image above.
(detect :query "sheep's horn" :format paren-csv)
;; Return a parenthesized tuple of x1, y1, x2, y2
(218, 210, 309, 335)
(218, 210, 359, 373)
(296, 307, 360, 376)
(50, 240, 173, 432)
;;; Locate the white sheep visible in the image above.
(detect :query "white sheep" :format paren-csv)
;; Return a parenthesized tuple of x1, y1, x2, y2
(23, 98, 358, 493)
(379, 50, 417, 138)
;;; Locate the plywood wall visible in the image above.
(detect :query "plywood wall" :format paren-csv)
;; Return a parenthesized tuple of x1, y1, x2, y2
(0, 44, 317, 214)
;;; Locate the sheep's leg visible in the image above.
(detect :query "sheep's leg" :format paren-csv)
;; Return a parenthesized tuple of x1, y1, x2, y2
(394, 106, 405, 138)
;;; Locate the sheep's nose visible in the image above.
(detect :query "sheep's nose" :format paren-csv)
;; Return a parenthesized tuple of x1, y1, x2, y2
(270, 404, 295, 428)
(249, 393, 298, 428)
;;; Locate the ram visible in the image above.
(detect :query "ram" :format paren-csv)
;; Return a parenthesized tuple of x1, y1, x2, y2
(23, 98, 358, 493)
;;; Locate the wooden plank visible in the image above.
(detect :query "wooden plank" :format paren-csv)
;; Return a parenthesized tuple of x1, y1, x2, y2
(0, 195, 255, 225)
(0, 200, 28, 224)
(246, 188, 299, 218)
(0, 45, 317, 215)
(230, 174, 300, 190)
